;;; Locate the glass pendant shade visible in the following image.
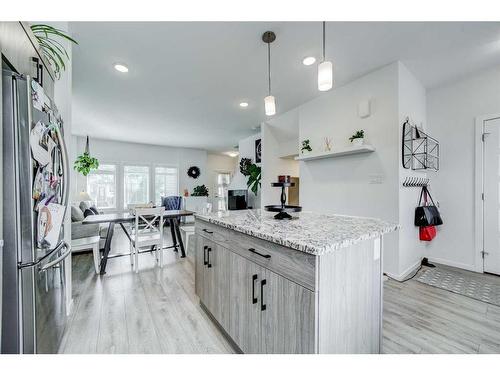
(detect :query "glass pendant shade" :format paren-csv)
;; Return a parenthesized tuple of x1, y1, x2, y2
(264, 95, 276, 116)
(318, 60, 333, 91)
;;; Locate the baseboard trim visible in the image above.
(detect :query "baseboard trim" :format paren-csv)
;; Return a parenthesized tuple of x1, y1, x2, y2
(385, 259, 422, 282)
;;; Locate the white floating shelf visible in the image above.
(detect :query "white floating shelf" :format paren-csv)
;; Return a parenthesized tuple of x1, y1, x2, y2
(294, 145, 375, 161)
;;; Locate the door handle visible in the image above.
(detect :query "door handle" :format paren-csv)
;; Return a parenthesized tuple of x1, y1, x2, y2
(207, 247, 212, 268)
(39, 241, 71, 271)
(202, 229, 213, 234)
(260, 279, 267, 311)
(249, 248, 271, 259)
(252, 274, 258, 304)
(203, 245, 208, 265)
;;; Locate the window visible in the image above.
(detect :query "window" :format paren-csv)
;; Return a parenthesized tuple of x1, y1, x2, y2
(215, 172, 231, 211)
(124, 165, 150, 207)
(154, 166, 179, 205)
(87, 164, 117, 209)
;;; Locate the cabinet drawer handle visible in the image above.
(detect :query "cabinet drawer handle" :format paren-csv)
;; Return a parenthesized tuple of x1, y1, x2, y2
(249, 248, 271, 259)
(203, 229, 213, 234)
(252, 274, 258, 304)
(203, 245, 208, 265)
(260, 279, 267, 311)
(207, 247, 212, 268)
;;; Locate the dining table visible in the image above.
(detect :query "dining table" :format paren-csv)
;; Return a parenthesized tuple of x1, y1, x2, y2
(82, 210, 194, 274)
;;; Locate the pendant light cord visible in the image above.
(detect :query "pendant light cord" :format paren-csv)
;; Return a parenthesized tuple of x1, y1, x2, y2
(322, 21, 326, 62)
(267, 41, 271, 95)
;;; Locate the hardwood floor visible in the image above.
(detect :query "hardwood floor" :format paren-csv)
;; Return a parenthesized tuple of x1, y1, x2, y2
(59, 228, 234, 354)
(59, 229, 500, 354)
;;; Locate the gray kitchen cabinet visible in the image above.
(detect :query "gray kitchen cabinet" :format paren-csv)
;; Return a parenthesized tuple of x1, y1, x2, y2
(228, 251, 262, 353)
(261, 268, 315, 354)
(195, 235, 230, 331)
(227, 250, 314, 354)
(0, 22, 55, 98)
(195, 218, 384, 354)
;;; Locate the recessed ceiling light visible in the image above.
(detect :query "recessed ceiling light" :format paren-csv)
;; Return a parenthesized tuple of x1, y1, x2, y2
(302, 56, 316, 66)
(239, 102, 249, 108)
(114, 64, 129, 73)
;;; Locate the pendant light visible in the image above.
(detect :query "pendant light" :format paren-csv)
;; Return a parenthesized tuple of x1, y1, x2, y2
(318, 22, 333, 92)
(262, 31, 276, 116)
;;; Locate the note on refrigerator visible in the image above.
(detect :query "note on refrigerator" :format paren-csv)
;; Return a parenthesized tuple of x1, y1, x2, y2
(36, 198, 65, 249)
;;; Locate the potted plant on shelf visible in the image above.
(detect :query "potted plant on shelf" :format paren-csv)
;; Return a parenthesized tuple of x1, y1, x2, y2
(301, 139, 312, 154)
(191, 185, 209, 197)
(74, 136, 99, 176)
(349, 130, 365, 146)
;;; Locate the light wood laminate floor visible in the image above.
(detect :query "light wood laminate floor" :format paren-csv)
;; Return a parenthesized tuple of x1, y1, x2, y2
(59, 229, 500, 354)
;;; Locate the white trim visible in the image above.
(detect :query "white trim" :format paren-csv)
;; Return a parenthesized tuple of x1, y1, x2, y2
(474, 113, 500, 273)
(385, 259, 421, 281)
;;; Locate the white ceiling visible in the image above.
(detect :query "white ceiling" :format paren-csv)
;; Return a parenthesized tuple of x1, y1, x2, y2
(70, 22, 500, 152)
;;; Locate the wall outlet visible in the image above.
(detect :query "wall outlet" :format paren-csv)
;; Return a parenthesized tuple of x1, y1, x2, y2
(369, 174, 384, 184)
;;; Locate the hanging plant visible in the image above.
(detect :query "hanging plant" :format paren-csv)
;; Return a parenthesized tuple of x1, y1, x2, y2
(30, 24, 78, 79)
(246, 163, 261, 195)
(74, 136, 99, 176)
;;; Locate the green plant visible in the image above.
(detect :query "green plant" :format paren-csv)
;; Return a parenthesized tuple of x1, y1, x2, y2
(74, 136, 99, 176)
(192, 185, 209, 197)
(74, 153, 99, 176)
(349, 130, 365, 142)
(301, 139, 312, 153)
(246, 163, 261, 195)
(239, 157, 252, 176)
(30, 24, 78, 79)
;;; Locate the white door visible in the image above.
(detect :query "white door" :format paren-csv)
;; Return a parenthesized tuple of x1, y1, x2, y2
(484, 117, 500, 275)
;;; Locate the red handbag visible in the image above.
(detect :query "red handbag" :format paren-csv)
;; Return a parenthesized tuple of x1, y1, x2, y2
(419, 225, 436, 241)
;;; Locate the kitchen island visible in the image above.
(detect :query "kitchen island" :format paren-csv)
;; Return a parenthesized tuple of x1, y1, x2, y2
(194, 209, 398, 354)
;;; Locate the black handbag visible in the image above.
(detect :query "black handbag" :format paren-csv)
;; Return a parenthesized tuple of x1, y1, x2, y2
(414, 186, 443, 227)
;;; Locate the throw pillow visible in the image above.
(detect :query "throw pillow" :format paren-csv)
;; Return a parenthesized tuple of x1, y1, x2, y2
(79, 201, 92, 212)
(71, 205, 85, 222)
(89, 206, 99, 215)
(83, 208, 96, 218)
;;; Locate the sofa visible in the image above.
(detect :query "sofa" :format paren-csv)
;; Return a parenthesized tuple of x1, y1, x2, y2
(71, 201, 106, 251)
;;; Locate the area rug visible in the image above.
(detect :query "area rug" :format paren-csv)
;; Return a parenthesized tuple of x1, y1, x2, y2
(416, 267, 500, 307)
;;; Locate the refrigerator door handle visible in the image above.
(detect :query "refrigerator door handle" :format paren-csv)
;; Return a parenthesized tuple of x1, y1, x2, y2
(54, 119, 70, 210)
(18, 240, 68, 269)
(38, 241, 71, 271)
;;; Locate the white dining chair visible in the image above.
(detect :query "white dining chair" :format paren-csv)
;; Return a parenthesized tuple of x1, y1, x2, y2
(130, 206, 165, 273)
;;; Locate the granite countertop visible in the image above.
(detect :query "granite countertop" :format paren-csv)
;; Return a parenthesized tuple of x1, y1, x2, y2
(195, 209, 399, 256)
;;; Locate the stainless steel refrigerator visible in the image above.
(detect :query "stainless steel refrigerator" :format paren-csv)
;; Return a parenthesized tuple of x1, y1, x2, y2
(1, 66, 70, 354)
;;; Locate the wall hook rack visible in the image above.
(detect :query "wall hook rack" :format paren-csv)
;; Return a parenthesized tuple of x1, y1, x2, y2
(402, 176, 430, 187)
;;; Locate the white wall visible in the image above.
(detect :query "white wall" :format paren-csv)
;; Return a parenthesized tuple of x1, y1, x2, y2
(261, 108, 300, 207)
(298, 63, 401, 276)
(74, 136, 208, 211)
(427, 65, 500, 271)
(206, 153, 237, 198)
(397, 62, 429, 277)
(229, 132, 261, 208)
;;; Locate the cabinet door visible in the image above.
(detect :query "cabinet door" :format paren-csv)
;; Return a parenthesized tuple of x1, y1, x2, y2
(261, 269, 315, 353)
(204, 243, 230, 331)
(194, 234, 207, 302)
(229, 252, 262, 353)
